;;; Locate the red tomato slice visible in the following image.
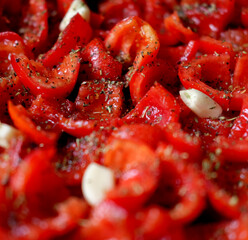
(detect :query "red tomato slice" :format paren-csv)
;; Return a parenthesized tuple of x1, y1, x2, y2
(11, 50, 80, 98)
(41, 13, 92, 68)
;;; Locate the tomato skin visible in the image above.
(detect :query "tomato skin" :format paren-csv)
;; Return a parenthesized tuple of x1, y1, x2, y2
(81, 38, 122, 81)
(41, 13, 92, 68)
(11, 50, 80, 98)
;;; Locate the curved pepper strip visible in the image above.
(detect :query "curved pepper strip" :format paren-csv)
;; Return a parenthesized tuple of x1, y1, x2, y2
(8, 101, 59, 145)
(0, 31, 33, 75)
(75, 80, 123, 120)
(164, 123, 202, 163)
(156, 144, 206, 225)
(10, 148, 69, 211)
(81, 200, 136, 239)
(179, 54, 233, 111)
(230, 95, 248, 140)
(110, 124, 166, 150)
(12, 50, 80, 98)
(8, 197, 88, 240)
(180, 0, 234, 38)
(41, 13, 92, 68)
(164, 11, 198, 44)
(185, 215, 248, 240)
(204, 152, 248, 218)
(104, 139, 160, 211)
(124, 82, 180, 128)
(105, 16, 160, 70)
(20, 0, 48, 55)
(59, 116, 123, 138)
(80, 38, 122, 81)
(129, 59, 177, 105)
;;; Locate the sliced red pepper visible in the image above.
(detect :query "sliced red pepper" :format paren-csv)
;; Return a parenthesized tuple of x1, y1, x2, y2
(230, 96, 248, 139)
(129, 59, 178, 105)
(0, 31, 32, 76)
(75, 80, 123, 120)
(211, 136, 248, 163)
(104, 139, 159, 210)
(20, 0, 48, 54)
(182, 115, 232, 150)
(6, 197, 88, 239)
(180, 0, 234, 38)
(164, 11, 198, 44)
(59, 116, 122, 138)
(41, 13, 92, 68)
(220, 28, 248, 52)
(179, 54, 232, 110)
(82, 200, 136, 239)
(155, 143, 206, 224)
(204, 154, 248, 218)
(110, 124, 166, 149)
(185, 215, 248, 240)
(55, 129, 112, 185)
(57, 0, 73, 16)
(105, 16, 160, 70)
(164, 123, 202, 163)
(124, 82, 180, 128)
(12, 50, 80, 98)
(135, 206, 185, 240)
(11, 147, 69, 213)
(80, 38, 122, 81)
(99, 0, 141, 30)
(8, 101, 59, 145)
(233, 53, 248, 90)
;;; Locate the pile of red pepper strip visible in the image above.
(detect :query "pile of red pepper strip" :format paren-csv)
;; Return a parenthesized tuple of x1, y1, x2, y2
(1, 0, 248, 239)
